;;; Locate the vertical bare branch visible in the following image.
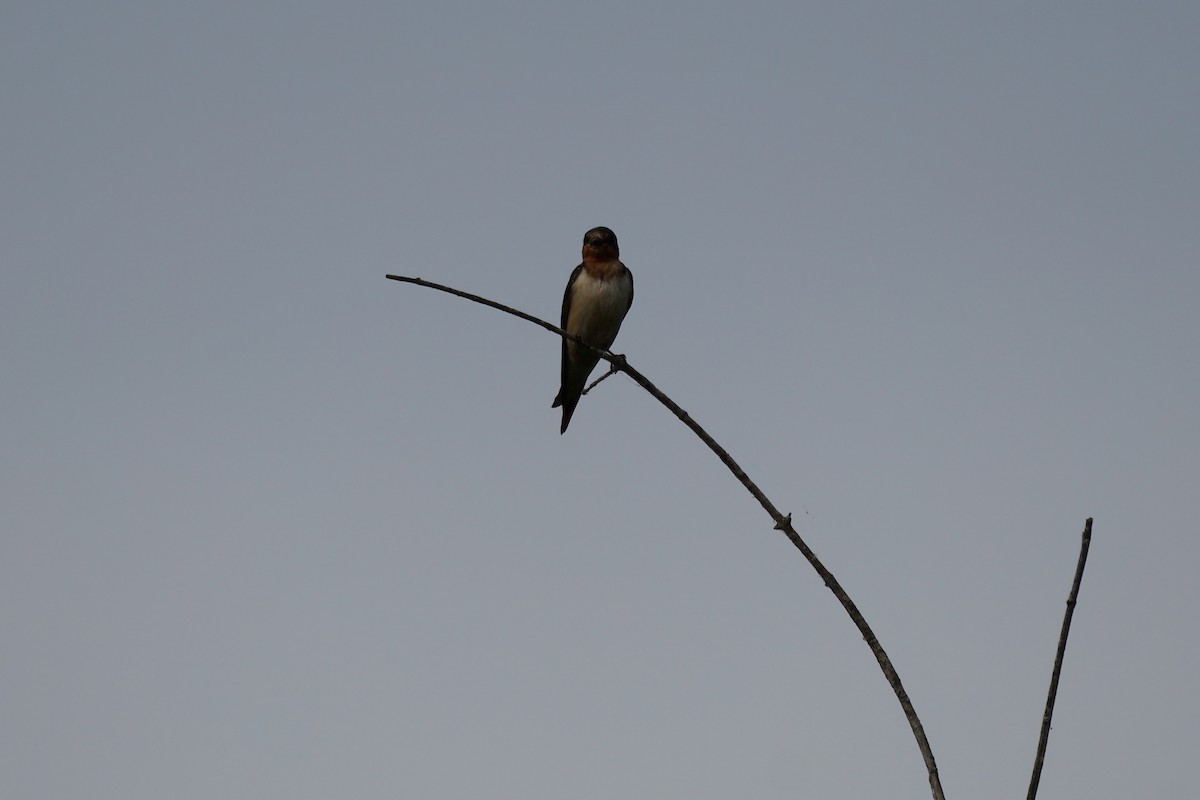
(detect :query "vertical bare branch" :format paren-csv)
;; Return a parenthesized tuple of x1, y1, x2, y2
(1027, 518, 1094, 800)
(385, 274, 945, 800)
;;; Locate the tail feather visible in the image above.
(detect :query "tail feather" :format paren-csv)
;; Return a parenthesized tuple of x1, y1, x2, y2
(552, 390, 580, 434)
(554, 351, 600, 434)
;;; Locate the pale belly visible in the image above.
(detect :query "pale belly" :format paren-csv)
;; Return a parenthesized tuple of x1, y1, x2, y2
(567, 270, 632, 350)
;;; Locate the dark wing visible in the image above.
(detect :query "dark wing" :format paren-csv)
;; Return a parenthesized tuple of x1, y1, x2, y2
(625, 265, 634, 311)
(559, 263, 584, 389)
(560, 263, 582, 328)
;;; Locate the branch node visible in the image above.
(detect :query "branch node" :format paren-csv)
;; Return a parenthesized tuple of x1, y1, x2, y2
(774, 513, 792, 531)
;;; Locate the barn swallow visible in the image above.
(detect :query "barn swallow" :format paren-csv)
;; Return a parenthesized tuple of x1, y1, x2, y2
(552, 226, 634, 434)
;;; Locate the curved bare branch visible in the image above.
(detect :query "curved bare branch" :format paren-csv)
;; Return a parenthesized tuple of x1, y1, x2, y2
(386, 273, 945, 800)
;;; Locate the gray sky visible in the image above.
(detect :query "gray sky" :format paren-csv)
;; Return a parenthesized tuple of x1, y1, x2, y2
(3, 2, 1197, 797)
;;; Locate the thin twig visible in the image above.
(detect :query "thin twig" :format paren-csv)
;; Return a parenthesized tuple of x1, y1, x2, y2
(385, 273, 946, 800)
(1027, 518, 1093, 800)
(582, 362, 620, 396)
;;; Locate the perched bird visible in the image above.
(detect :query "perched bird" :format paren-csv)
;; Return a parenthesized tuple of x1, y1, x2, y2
(552, 226, 634, 434)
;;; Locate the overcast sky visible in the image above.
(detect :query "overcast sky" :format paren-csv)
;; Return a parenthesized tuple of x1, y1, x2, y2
(3, 2, 1197, 798)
